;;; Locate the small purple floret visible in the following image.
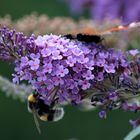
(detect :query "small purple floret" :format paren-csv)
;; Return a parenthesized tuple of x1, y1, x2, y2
(99, 110, 107, 119)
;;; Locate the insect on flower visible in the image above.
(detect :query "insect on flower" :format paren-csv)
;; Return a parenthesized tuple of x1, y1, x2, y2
(27, 93, 64, 134)
(63, 22, 140, 43)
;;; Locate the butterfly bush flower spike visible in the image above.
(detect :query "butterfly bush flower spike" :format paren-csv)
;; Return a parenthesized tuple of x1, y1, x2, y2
(67, 0, 140, 23)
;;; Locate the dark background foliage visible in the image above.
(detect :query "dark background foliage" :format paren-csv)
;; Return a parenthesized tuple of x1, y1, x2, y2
(0, 0, 140, 139)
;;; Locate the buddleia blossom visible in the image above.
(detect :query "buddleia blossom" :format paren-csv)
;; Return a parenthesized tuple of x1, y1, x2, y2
(118, 52, 140, 139)
(0, 76, 32, 101)
(92, 50, 140, 114)
(122, 52, 140, 127)
(0, 29, 34, 63)
(0, 14, 120, 35)
(67, 0, 140, 23)
(0, 27, 129, 105)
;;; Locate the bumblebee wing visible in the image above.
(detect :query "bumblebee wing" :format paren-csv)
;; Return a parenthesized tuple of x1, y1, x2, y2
(32, 110, 41, 134)
(53, 107, 64, 122)
(75, 99, 96, 111)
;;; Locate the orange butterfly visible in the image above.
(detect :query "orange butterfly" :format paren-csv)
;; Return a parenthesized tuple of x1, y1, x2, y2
(64, 22, 140, 43)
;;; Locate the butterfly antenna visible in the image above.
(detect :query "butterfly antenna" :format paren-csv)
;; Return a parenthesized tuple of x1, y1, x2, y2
(32, 110, 41, 134)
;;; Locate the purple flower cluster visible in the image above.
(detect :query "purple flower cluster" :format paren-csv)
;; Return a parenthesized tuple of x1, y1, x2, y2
(16, 36, 130, 104)
(0, 27, 35, 61)
(67, 0, 140, 23)
(0, 27, 128, 105)
(99, 55, 140, 117)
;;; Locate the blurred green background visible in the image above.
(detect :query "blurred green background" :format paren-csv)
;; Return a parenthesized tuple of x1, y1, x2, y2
(0, 0, 140, 140)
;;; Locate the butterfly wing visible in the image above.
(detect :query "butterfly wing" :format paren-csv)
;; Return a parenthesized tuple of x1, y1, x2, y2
(101, 22, 140, 35)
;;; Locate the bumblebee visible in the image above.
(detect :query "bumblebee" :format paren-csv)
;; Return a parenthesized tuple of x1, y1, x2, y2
(27, 93, 64, 133)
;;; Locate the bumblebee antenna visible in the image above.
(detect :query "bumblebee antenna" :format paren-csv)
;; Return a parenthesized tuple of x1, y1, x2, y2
(32, 110, 41, 134)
